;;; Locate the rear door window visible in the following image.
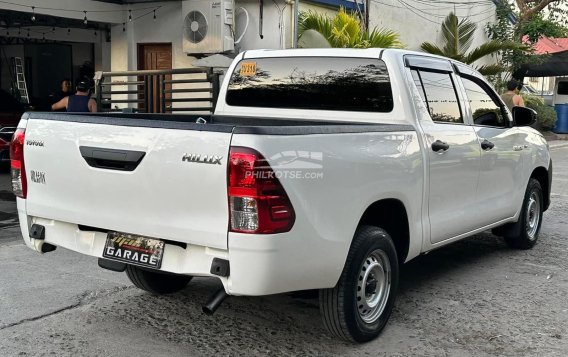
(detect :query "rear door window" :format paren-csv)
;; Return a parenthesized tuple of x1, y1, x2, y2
(226, 57, 393, 112)
(413, 70, 463, 124)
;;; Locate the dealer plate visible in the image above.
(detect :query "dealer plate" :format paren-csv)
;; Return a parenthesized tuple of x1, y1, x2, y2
(103, 232, 164, 269)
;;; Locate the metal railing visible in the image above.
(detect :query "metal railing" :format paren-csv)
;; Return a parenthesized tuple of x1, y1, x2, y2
(94, 68, 221, 114)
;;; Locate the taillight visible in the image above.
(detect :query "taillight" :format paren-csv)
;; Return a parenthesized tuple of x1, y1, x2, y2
(228, 147, 295, 234)
(10, 128, 27, 199)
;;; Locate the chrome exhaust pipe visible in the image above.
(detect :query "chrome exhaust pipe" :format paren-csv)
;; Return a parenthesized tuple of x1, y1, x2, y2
(202, 288, 227, 315)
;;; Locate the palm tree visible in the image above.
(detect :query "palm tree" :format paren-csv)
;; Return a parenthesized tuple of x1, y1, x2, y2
(298, 8, 403, 49)
(420, 12, 526, 76)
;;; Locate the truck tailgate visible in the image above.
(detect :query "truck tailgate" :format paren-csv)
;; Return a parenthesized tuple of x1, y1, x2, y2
(24, 117, 231, 250)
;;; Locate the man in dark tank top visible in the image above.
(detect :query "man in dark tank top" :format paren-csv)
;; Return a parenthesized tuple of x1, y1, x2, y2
(52, 78, 97, 113)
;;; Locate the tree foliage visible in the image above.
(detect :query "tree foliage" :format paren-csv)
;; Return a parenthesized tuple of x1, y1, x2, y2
(513, 0, 567, 24)
(523, 94, 557, 129)
(298, 8, 403, 49)
(420, 12, 525, 76)
(520, 14, 568, 43)
(486, 0, 568, 85)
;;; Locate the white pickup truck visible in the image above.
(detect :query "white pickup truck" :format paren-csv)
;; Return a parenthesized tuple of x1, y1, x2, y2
(11, 49, 552, 342)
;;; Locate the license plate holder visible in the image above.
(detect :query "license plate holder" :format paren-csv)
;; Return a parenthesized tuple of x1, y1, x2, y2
(103, 231, 165, 269)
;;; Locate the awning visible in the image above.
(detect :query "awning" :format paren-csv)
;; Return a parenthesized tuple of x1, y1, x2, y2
(514, 50, 568, 78)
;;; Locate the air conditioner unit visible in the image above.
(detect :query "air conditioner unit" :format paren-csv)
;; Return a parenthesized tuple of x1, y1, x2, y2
(182, 0, 234, 54)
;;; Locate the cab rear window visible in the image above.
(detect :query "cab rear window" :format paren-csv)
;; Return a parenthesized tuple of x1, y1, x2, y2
(226, 57, 393, 112)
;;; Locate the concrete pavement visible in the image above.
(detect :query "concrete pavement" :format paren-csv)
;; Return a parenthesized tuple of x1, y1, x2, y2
(0, 148, 568, 356)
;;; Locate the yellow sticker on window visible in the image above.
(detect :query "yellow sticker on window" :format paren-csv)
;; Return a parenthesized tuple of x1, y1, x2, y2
(240, 62, 257, 77)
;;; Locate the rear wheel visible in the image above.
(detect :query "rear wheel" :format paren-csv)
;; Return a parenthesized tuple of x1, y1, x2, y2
(126, 265, 192, 294)
(501, 178, 544, 249)
(319, 225, 399, 342)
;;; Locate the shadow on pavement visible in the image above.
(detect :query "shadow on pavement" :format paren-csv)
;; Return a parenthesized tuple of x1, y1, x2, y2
(86, 233, 510, 353)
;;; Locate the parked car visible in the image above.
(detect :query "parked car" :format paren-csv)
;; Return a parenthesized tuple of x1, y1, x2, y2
(11, 49, 551, 342)
(0, 89, 25, 163)
(521, 84, 553, 106)
(553, 78, 568, 105)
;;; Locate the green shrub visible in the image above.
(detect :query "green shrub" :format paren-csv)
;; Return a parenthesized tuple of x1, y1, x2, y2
(522, 94, 557, 130)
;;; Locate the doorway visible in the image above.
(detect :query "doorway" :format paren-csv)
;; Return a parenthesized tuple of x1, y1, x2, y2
(137, 43, 172, 113)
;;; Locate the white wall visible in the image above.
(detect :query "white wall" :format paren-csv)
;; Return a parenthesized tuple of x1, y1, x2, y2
(369, 0, 496, 65)
(108, 0, 300, 73)
(109, 2, 215, 111)
(234, 0, 296, 51)
(110, 1, 196, 72)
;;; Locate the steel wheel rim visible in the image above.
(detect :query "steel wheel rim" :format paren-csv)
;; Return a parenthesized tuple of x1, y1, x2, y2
(526, 191, 541, 240)
(357, 249, 391, 324)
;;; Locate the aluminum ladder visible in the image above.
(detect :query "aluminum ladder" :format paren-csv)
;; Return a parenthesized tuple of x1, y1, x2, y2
(13, 57, 29, 104)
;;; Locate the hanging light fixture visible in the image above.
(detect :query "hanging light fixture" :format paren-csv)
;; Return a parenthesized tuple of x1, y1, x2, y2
(83, 11, 88, 25)
(153, 9, 157, 22)
(122, 22, 126, 32)
(128, 10, 132, 22)
(67, 27, 71, 35)
(31, 6, 36, 22)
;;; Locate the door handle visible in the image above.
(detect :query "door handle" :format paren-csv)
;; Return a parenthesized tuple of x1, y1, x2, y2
(80, 146, 146, 171)
(480, 139, 495, 150)
(431, 140, 450, 153)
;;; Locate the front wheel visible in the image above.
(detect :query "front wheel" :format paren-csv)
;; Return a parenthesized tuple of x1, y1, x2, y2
(319, 225, 399, 342)
(503, 178, 544, 249)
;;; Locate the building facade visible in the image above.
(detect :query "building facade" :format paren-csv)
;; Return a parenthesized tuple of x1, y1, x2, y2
(0, 0, 500, 110)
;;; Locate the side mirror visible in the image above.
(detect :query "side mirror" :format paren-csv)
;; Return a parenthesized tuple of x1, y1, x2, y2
(512, 106, 537, 126)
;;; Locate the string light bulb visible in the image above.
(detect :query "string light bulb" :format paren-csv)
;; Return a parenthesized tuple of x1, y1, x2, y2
(31, 6, 36, 22)
(128, 10, 132, 22)
(122, 22, 126, 32)
(153, 9, 157, 21)
(83, 11, 88, 25)
(67, 28, 71, 35)
(94, 30, 97, 36)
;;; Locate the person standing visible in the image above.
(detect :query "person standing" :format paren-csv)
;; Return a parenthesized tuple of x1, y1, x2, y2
(500, 80, 525, 112)
(49, 78, 72, 112)
(51, 78, 97, 113)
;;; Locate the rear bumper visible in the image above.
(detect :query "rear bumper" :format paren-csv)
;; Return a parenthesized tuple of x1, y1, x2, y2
(18, 210, 341, 296)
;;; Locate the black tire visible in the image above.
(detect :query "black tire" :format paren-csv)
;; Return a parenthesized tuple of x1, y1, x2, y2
(319, 225, 399, 342)
(500, 178, 544, 250)
(126, 265, 192, 294)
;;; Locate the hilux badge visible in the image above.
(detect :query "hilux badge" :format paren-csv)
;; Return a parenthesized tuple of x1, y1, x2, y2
(182, 153, 222, 165)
